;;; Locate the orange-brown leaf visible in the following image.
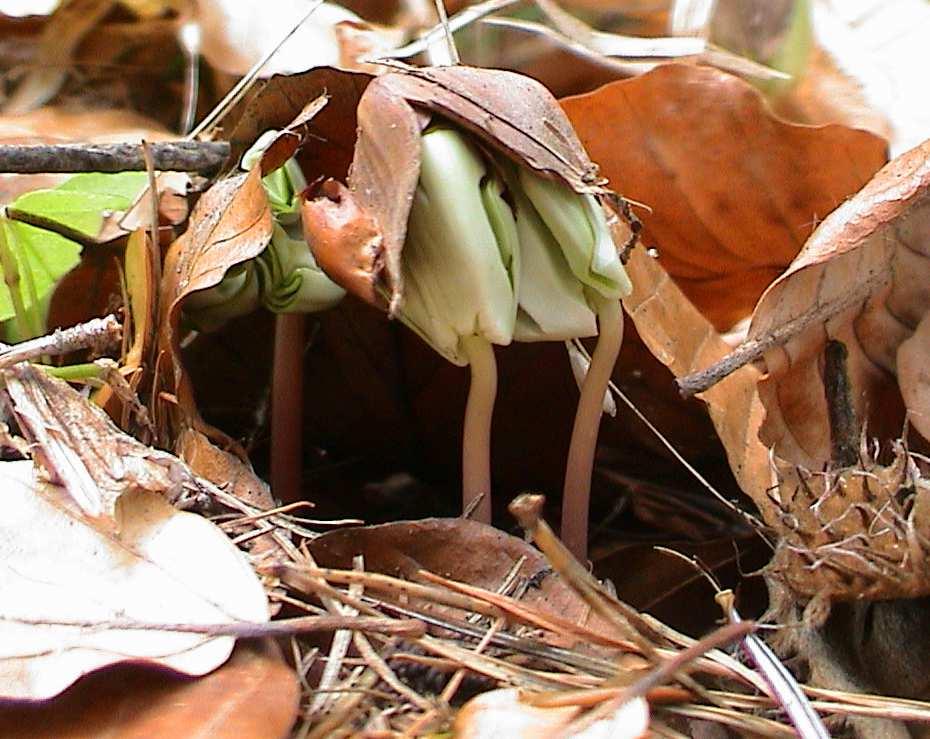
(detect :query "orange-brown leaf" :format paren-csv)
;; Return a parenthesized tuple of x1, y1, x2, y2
(155, 168, 274, 508)
(0, 641, 298, 739)
(561, 63, 888, 331)
(748, 138, 930, 467)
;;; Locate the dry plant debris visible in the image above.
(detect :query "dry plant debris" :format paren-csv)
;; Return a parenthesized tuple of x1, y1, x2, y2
(5, 1, 930, 737)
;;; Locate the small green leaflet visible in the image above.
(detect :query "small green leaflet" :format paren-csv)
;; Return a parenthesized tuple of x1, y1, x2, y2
(7, 172, 148, 242)
(0, 218, 81, 323)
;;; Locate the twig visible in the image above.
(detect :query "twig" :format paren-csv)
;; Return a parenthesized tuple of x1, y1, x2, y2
(526, 620, 754, 711)
(677, 277, 881, 396)
(0, 614, 426, 638)
(509, 493, 659, 653)
(0, 141, 230, 174)
(0, 314, 121, 370)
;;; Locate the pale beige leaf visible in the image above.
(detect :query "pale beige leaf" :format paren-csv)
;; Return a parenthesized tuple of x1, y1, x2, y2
(195, 0, 362, 76)
(454, 688, 649, 739)
(0, 460, 268, 700)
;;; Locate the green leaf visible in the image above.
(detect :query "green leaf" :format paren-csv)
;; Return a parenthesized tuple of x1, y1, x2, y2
(7, 172, 148, 241)
(0, 218, 82, 323)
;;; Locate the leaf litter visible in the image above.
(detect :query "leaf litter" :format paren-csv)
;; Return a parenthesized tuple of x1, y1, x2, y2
(5, 2, 930, 738)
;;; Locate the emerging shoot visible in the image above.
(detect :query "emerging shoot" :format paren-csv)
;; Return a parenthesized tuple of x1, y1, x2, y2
(393, 126, 519, 523)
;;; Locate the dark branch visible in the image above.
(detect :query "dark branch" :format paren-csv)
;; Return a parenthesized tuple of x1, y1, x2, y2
(824, 340, 860, 467)
(0, 141, 230, 174)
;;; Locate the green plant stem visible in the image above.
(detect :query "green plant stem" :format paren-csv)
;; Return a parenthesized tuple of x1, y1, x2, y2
(37, 362, 104, 381)
(271, 312, 305, 504)
(562, 298, 624, 561)
(461, 334, 497, 524)
(0, 218, 32, 341)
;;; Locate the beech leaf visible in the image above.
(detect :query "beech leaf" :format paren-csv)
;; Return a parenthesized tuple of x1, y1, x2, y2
(157, 167, 274, 509)
(748, 138, 930, 467)
(560, 63, 887, 330)
(0, 460, 268, 700)
(0, 641, 298, 739)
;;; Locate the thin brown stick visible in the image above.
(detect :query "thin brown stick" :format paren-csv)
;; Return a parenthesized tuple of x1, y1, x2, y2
(509, 493, 658, 653)
(1, 614, 426, 638)
(0, 141, 230, 174)
(0, 314, 121, 369)
(677, 277, 882, 397)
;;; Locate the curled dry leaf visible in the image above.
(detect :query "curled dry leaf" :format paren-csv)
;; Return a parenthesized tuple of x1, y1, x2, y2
(741, 139, 930, 599)
(749, 138, 930, 466)
(0, 640, 298, 739)
(560, 63, 887, 331)
(226, 66, 371, 179)
(156, 167, 274, 508)
(0, 459, 268, 700)
(93, 229, 157, 431)
(2, 363, 214, 522)
(303, 63, 634, 310)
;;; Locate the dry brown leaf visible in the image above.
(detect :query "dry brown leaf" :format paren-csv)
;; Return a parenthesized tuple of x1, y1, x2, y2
(619, 248, 774, 517)
(373, 65, 607, 192)
(748, 138, 930, 467)
(724, 138, 930, 600)
(303, 63, 634, 311)
(3, 363, 209, 522)
(308, 518, 595, 629)
(0, 640, 298, 739)
(0, 459, 267, 700)
(775, 46, 893, 145)
(165, 169, 272, 305)
(45, 244, 122, 333)
(102, 171, 190, 244)
(560, 63, 887, 331)
(250, 94, 329, 176)
(156, 168, 274, 509)
(226, 66, 371, 179)
(94, 230, 157, 423)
